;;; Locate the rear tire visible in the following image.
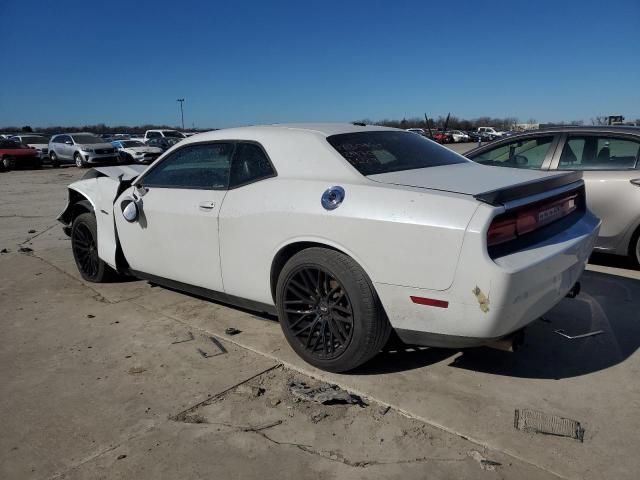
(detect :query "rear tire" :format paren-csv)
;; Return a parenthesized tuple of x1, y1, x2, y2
(49, 151, 60, 167)
(631, 227, 640, 267)
(71, 212, 116, 282)
(276, 247, 391, 372)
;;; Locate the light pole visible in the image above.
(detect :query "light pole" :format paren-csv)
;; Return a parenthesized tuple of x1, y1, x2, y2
(176, 98, 185, 130)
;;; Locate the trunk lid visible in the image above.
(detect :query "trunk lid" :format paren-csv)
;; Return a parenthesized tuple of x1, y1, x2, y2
(368, 162, 582, 205)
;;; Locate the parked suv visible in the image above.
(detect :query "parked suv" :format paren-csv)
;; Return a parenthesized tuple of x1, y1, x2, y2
(477, 127, 504, 139)
(466, 126, 640, 265)
(48, 133, 119, 168)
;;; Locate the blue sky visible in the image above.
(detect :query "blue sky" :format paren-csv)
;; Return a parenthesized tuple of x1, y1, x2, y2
(1, 0, 638, 128)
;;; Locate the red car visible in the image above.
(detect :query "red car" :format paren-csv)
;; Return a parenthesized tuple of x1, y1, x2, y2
(0, 139, 41, 170)
(432, 131, 454, 144)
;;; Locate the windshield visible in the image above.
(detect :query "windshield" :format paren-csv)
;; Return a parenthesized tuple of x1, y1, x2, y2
(72, 134, 104, 144)
(121, 140, 145, 147)
(162, 130, 185, 138)
(327, 131, 467, 176)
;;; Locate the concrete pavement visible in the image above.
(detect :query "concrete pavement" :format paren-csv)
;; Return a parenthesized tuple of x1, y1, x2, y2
(1, 165, 638, 479)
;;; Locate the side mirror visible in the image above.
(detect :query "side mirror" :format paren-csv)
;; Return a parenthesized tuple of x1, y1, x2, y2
(121, 199, 139, 223)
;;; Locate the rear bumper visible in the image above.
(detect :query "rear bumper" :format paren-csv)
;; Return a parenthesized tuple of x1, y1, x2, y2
(376, 209, 600, 345)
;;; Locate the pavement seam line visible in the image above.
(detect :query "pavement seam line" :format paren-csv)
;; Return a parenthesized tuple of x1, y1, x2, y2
(45, 423, 158, 480)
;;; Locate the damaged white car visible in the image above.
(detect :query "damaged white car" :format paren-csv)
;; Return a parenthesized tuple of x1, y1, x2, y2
(58, 124, 600, 372)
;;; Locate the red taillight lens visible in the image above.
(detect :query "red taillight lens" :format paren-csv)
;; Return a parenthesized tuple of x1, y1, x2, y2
(487, 193, 579, 248)
(487, 216, 517, 246)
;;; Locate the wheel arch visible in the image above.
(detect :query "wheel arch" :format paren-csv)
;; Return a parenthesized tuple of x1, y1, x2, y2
(58, 188, 95, 234)
(269, 239, 374, 303)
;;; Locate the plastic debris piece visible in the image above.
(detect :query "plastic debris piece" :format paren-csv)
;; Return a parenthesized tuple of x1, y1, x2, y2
(225, 327, 241, 336)
(554, 329, 604, 340)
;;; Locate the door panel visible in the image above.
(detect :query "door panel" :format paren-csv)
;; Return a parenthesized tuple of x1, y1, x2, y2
(551, 134, 640, 252)
(115, 187, 227, 291)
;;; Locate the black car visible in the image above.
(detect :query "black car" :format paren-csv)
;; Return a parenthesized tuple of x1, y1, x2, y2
(146, 137, 181, 152)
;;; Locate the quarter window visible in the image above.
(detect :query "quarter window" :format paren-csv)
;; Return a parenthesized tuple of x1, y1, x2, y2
(558, 136, 639, 170)
(141, 143, 233, 189)
(473, 136, 554, 169)
(229, 143, 275, 187)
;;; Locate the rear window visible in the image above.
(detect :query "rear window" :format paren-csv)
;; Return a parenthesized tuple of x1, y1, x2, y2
(327, 131, 466, 176)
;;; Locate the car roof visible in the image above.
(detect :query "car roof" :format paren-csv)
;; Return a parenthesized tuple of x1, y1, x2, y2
(182, 123, 397, 142)
(511, 125, 640, 136)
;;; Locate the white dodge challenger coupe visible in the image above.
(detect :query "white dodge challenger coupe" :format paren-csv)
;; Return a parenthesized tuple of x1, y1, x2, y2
(59, 123, 600, 372)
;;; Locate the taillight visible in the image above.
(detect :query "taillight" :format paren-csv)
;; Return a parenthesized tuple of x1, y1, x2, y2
(487, 216, 517, 246)
(487, 193, 579, 247)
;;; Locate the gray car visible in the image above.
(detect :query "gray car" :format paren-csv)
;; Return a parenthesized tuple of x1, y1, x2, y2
(465, 126, 640, 265)
(48, 133, 119, 168)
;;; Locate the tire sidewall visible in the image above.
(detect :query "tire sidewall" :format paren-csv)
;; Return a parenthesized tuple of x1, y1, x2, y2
(71, 213, 106, 282)
(74, 153, 85, 168)
(276, 248, 388, 372)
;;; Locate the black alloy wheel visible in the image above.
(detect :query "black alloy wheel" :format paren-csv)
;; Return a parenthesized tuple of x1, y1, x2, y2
(282, 265, 355, 360)
(71, 212, 115, 282)
(276, 248, 391, 372)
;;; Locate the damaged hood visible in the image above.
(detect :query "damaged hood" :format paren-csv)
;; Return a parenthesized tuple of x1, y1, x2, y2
(81, 164, 147, 182)
(368, 162, 577, 201)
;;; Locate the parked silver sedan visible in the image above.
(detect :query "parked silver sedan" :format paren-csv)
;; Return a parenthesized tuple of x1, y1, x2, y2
(465, 126, 640, 264)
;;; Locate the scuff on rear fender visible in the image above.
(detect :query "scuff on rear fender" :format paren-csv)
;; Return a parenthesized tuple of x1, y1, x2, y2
(472, 286, 490, 313)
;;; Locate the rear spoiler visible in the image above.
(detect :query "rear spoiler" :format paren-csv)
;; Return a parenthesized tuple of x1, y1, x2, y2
(474, 171, 583, 206)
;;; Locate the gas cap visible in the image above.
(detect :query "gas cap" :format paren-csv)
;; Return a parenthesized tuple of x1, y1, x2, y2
(321, 186, 345, 210)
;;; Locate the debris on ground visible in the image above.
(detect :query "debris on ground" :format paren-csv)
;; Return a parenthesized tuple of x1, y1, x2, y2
(174, 413, 208, 424)
(270, 399, 281, 407)
(310, 411, 329, 423)
(378, 405, 391, 416)
(86, 314, 95, 319)
(237, 384, 265, 397)
(514, 409, 585, 442)
(467, 450, 501, 471)
(171, 331, 194, 344)
(554, 329, 605, 340)
(128, 366, 147, 375)
(196, 336, 227, 358)
(225, 327, 242, 336)
(28, 229, 36, 234)
(116, 454, 127, 460)
(288, 381, 366, 406)
(0, 248, 8, 254)
(18, 246, 33, 253)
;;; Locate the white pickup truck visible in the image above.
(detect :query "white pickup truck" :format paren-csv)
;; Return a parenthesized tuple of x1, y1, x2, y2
(143, 129, 187, 143)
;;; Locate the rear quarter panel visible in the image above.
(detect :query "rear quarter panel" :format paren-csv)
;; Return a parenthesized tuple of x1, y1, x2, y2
(218, 178, 479, 305)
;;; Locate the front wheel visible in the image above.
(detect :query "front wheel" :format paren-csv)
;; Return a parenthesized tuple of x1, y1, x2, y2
(276, 247, 391, 372)
(71, 212, 116, 282)
(1, 156, 14, 170)
(74, 153, 86, 168)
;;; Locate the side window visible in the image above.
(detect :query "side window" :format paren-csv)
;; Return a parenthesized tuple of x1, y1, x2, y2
(559, 136, 640, 170)
(141, 143, 233, 189)
(229, 143, 276, 188)
(147, 131, 161, 139)
(473, 136, 554, 169)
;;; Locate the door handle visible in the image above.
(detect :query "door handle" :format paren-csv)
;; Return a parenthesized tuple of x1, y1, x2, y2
(631, 179, 640, 187)
(198, 201, 216, 210)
